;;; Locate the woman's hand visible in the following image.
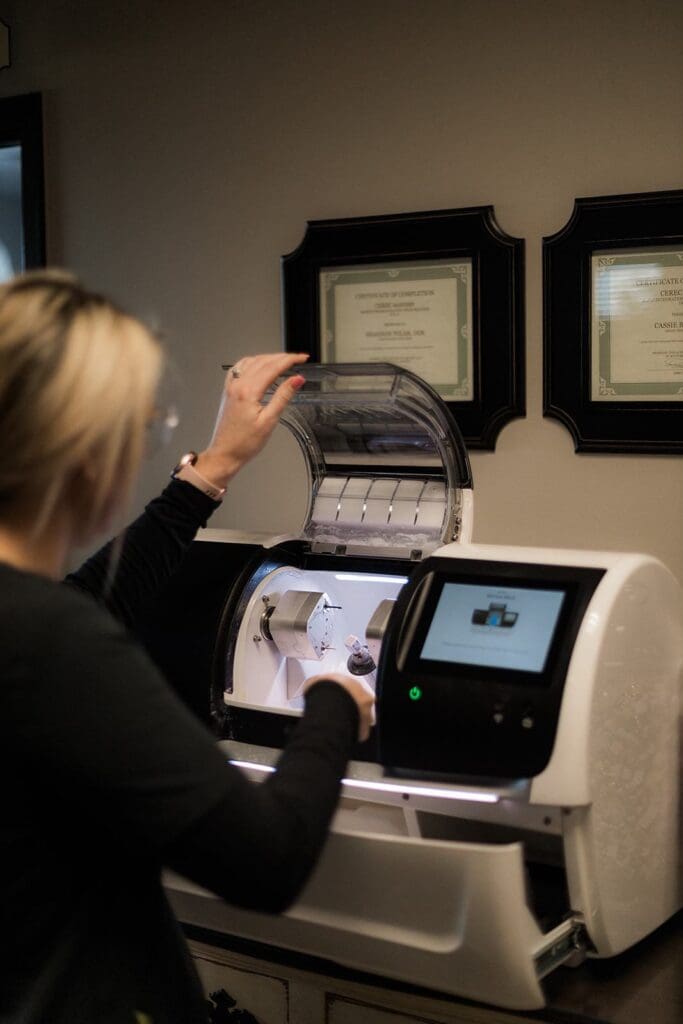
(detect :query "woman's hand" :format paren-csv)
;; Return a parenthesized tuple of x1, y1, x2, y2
(194, 352, 309, 489)
(303, 673, 376, 743)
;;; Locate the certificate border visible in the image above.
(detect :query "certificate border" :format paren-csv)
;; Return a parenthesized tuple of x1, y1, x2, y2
(543, 189, 683, 454)
(0, 93, 45, 271)
(281, 206, 525, 450)
(591, 247, 683, 401)
(319, 259, 473, 400)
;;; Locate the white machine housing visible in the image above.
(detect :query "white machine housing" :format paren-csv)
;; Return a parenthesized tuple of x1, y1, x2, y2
(166, 367, 682, 1011)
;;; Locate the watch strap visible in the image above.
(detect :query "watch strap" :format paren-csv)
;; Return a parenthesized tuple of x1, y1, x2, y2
(173, 458, 226, 501)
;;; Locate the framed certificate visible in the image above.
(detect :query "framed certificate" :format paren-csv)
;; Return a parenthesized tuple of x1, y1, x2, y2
(544, 190, 683, 454)
(591, 247, 683, 401)
(319, 258, 473, 400)
(282, 207, 525, 450)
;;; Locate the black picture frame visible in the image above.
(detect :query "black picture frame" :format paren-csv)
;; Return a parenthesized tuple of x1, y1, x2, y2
(543, 189, 683, 455)
(281, 207, 525, 450)
(0, 92, 46, 272)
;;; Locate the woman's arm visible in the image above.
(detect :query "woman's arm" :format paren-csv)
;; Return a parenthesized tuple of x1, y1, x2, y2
(64, 352, 308, 625)
(64, 479, 218, 628)
(15, 587, 361, 913)
(165, 681, 359, 912)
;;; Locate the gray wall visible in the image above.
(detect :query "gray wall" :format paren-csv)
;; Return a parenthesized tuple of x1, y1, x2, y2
(1, 0, 681, 579)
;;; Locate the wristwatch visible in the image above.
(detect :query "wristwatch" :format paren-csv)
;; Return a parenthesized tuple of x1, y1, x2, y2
(171, 451, 226, 501)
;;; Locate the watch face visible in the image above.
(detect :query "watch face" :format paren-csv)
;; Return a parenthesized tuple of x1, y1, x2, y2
(172, 451, 197, 475)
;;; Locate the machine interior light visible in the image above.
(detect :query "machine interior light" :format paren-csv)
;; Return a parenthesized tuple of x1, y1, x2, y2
(334, 573, 409, 584)
(229, 759, 499, 804)
(342, 777, 499, 803)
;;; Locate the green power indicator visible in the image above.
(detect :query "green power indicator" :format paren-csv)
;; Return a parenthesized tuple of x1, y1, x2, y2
(408, 685, 423, 701)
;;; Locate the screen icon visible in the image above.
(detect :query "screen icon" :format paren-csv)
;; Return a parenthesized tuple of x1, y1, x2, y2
(472, 602, 518, 628)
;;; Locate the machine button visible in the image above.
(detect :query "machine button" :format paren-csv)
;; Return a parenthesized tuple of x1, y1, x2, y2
(493, 711, 504, 725)
(408, 686, 423, 701)
(521, 714, 535, 729)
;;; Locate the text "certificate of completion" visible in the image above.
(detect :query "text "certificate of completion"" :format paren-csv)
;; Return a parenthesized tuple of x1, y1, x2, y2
(319, 260, 473, 400)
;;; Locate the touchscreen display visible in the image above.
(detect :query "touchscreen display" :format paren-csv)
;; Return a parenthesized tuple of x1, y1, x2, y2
(420, 582, 566, 673)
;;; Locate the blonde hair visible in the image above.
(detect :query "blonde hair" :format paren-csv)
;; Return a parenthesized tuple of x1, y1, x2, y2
(0, 269, 163, 539)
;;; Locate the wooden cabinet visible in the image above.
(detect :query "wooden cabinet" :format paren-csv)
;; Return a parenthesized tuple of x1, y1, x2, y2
(192, 947, 289, 1023)
(189, 939, 543, 1024)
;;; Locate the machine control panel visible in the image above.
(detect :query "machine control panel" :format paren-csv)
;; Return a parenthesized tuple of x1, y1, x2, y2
(377, 556, 605, 779)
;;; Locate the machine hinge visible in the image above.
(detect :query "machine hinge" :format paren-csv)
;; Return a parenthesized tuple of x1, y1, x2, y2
(309, 541, 427, 560)
(534, 916, 588, 978)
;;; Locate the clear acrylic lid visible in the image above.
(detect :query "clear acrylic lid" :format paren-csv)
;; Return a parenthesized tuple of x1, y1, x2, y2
(255, 363, 473, 556)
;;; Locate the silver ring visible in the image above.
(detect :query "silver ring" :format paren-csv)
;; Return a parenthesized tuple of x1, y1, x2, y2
(229, 367, 242, 379)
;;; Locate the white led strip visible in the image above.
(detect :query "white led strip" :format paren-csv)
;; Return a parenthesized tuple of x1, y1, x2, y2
(229, 759, 499, 804)
(334, 573, 408, 584)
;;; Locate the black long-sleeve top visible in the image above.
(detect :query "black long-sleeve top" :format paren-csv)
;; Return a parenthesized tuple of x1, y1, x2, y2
(0, 480, 358, 1024)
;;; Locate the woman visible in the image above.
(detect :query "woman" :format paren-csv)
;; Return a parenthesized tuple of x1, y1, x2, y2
(0, 270, 373, 1024)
